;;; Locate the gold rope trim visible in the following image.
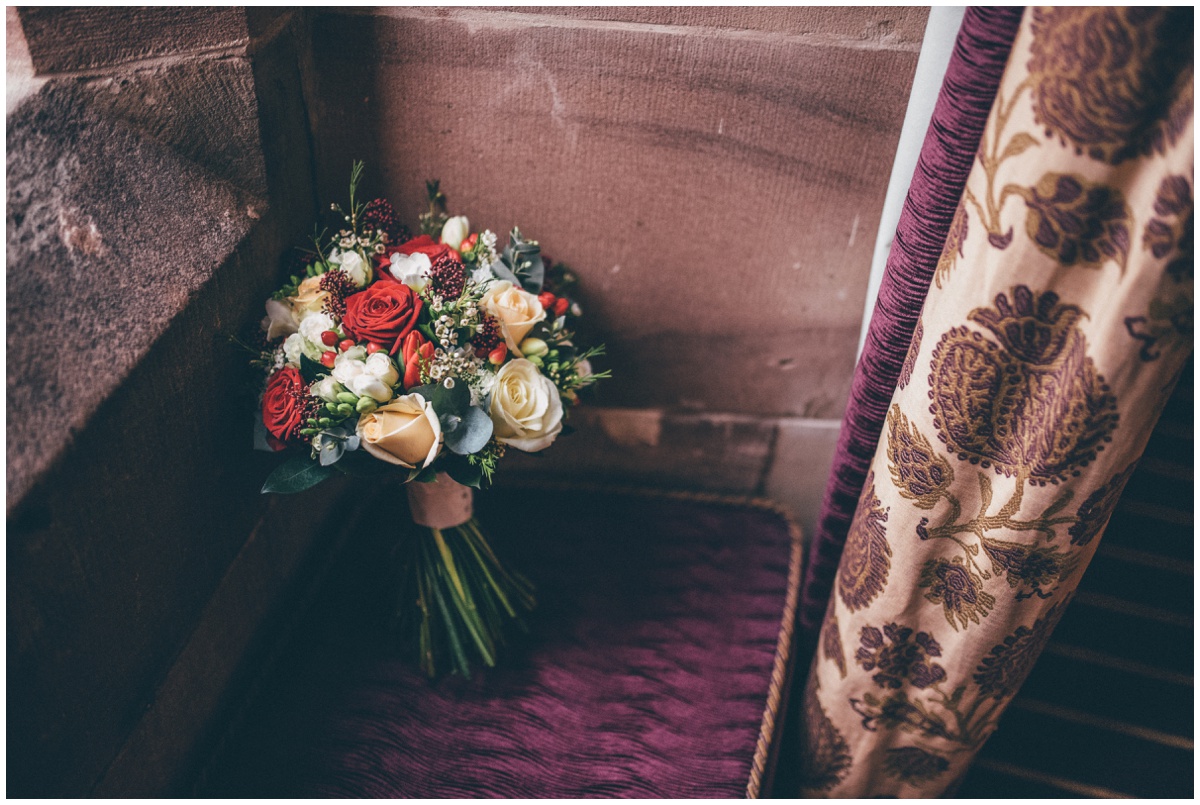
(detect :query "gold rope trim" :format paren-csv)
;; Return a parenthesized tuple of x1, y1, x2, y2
(498, 480, 804, 799)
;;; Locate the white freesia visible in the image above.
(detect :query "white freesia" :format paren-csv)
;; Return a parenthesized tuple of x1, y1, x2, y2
(481, 280, 546, 355)
(330, 248, 370, 287)
(472, 260, 499, 287)
(363, 352, 400, 385)
(350, 373, 393, 403)
(388, 251, 432, 291)
(440, 215, 470, 250)
(311, 376, 343, 403)
(298, 312, 334, 347)
(283, 333, 305, 366)
(489, 358, 563, 452)
(357, 393, 443, 468)
(263, 298, 299, 340)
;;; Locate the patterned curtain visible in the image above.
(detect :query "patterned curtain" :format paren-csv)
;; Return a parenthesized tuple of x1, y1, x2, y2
(798, 7, 1193, 797)
(798, 7, 1025, 636)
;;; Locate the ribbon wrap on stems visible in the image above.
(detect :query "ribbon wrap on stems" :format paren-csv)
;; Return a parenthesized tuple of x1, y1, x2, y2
(398, 474, 536, 679)
(407, 473, 474, 529)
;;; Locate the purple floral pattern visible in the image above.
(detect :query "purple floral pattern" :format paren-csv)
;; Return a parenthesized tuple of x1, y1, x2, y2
(886, 404, 953, 509)
(974, 602, 1069, 699)
(821, 608, 848, 679)
(1028, 8, 1193, 165)
(918, 557, 996, 630)
(883, 747, 951, 784)
(799, 681, 852, 791)
(1068, 464, 1136, 546)
(837, 472, 892, 612)
(1022, 173, 1130, 270)
(928, 286, 1119, 484)
(855, 623, 947, 690)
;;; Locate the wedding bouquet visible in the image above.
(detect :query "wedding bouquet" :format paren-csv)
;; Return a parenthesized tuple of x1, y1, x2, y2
(251, 163, 608, 677)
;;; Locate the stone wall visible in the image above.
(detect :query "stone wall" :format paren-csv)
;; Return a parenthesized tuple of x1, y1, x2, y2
(6, 5, 926, 796)
(303, 6, 924, 517)
(6, 8, 343, 796)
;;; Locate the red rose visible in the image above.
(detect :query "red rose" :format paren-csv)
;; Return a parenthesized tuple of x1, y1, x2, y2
(342, 282, 424, 354)
(401, 330, 435, 389)
(262, 366, 305, 446)
(395, 234, 460, 265)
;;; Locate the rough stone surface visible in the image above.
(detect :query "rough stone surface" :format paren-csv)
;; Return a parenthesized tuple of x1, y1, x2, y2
(307, 8, 919, 418)
(65, 57, 268, 195)
(7, 10, 324, 796)
(5, 82, 261, 509)
(17, 6, 249, 74)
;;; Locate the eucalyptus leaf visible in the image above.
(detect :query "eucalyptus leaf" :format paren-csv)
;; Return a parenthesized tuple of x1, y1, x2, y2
(317, 436, 345, 466)
(431, 378, 470, 416)
(445, 405, 494, 455)
(262, 456, 335, 494)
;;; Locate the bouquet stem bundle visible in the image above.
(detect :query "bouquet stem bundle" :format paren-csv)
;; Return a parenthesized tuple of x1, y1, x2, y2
(397, 479, 535, 678)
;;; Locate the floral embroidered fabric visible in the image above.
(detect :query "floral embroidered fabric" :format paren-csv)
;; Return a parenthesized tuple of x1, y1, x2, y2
(799, 8, 1193, 796)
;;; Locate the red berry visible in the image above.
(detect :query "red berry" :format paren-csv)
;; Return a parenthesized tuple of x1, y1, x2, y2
(320, 330, 339, 347)
(554, 298, 569, 317)
(339, 339, 356, 352)
(320, 351, 337, 368)
(366, 342, 385, 355)
(537, 292, 556, 311)
(488, 344, 508, 365)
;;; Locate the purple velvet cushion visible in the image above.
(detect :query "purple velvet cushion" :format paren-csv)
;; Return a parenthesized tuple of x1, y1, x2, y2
(204, 489, 798, 798)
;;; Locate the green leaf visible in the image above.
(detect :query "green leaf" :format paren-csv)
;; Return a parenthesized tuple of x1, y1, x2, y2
(431, 378, 470, 416)
(262, 456, 335, 494)
(443, 454, 484, 488)
(299, 354, 328, 383)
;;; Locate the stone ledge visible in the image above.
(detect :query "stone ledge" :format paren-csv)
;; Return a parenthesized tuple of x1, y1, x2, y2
(17, 6, 250, 75)
(6, 81, 263, 510)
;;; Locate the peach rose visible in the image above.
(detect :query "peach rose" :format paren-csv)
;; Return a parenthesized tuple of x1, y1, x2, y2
(480, 280, 546, 355)
(288, 275, 328, 319)
(356, 393, 442, 468)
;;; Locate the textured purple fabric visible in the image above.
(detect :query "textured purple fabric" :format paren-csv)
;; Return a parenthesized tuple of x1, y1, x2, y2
(204, 489, 795, 798)
(797, 7, 1026, 634)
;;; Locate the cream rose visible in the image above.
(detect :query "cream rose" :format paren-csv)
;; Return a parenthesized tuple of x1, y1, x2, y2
(288, 275, 328, 319)
(356, 393, 443, 468)
(489, 358, 563, 452)
(481, 280, 546, 355)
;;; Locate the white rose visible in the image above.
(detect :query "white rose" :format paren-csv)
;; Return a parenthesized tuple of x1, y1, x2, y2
(299, 312, 334, 347)
(388, 251, 433, 291)
(440, 215, 470, 250)
(311, 376, 343, 403)
(331, 346, 368, 385)
(357, 393, 443, 468)
(363, 352, 400, 386)
(481, 280, 546, 355)
(331, 249, 370, 288)
(263, 298, 299, 340)
(350, 373, 394, 403)
(489, 358, 563, 452)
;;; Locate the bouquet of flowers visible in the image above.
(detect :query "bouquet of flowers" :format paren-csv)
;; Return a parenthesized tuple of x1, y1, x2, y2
(251, 163, 608, 677)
